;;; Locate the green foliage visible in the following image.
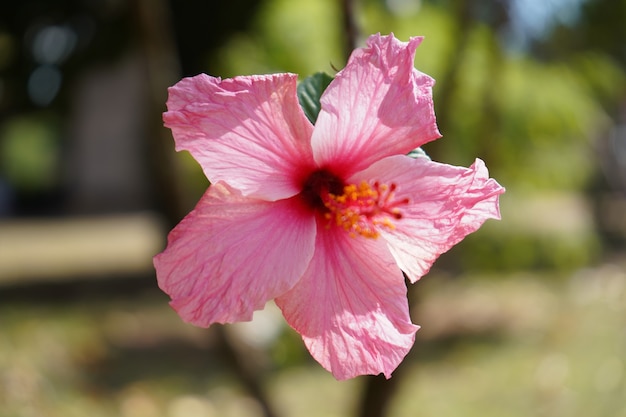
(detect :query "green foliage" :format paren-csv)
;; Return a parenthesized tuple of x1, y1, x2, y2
(212, 0, 344, 77)
(297, 72, 334, 124)
(360, 0, 455, 79)
(407, 147, 431, 160)
(0, 114, 61, 191)
(573, 52, 626, 110)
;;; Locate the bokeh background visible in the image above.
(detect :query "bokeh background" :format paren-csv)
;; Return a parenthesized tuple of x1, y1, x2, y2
(0, 0, 625, 416)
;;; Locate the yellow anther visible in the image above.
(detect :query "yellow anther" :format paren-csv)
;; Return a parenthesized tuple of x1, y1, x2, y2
(323, 181, 406, 239)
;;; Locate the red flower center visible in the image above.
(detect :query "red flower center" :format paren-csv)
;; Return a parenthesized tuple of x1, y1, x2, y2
(301, 170, 408, 238)
(300, 169, 345, 212)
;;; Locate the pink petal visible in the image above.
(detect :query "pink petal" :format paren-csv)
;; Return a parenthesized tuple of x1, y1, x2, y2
(275, 222, 418, 380)
(351, 155, 505, 283)
(311, 33, 440, 178)
(154, 182, 316, 326)
(164, 73, 315, 201)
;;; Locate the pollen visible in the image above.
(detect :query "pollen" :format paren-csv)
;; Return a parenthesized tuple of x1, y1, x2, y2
(323, 181, 408, 238)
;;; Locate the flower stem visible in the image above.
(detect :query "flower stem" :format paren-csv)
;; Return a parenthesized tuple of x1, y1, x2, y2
(354, 275, 419, 417)
(340, 0, 360, 61)
(214, 327, 280, 417)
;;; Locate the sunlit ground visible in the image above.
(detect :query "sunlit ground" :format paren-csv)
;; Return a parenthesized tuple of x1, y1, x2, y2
(1, 260, 624, 417)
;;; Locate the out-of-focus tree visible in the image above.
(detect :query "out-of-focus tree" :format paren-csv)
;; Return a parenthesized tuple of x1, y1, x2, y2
(1, 0, 623, 264)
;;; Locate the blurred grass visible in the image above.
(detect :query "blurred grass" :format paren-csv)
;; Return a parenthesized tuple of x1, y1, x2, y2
(1, 261, 624, 417)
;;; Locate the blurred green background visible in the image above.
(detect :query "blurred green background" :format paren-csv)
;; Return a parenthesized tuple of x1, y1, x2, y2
(0, 0, 625, 416)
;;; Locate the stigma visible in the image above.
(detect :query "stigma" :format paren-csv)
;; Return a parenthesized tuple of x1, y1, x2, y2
(323, 181, 408, 238)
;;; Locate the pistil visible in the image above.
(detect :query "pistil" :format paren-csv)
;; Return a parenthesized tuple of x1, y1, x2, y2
(323, 181, 408, 238)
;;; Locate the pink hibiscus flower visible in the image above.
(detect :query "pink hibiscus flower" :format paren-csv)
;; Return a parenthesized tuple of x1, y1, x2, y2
(155, 33, 504, 380)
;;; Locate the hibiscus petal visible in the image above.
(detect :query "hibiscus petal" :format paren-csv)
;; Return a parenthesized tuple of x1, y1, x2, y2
(311, 33, 441, 177)
(351, 155, 505, 283)
(275, 222, 418, 380)
(164, 73, 315, 201)
(154, 182, 316, 326)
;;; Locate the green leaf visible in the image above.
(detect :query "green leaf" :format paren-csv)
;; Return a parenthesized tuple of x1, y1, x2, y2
(297, 72, 333, 124)
(407, 147, 431, 160)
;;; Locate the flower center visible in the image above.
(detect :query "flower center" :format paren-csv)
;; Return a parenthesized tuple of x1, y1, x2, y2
(323, 181, 408, 239)
(300, 170, 408, 239)
(300, 169, 345, 212)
